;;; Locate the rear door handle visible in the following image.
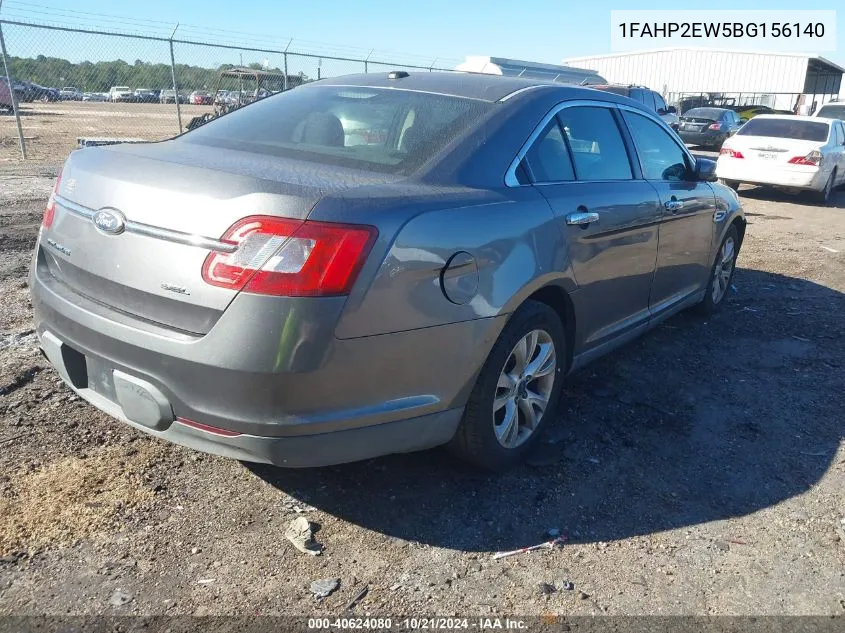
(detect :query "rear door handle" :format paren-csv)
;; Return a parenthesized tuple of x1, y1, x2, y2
(565, 211, 600, 226)
(664, 199, 684, 212)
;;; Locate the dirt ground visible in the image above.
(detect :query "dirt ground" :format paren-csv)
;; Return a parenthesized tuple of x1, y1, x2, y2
(0, 158, 844, 618)
(0, 101, 209, 163)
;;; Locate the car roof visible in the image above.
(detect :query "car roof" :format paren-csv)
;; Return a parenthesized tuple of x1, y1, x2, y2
(303, 71, 615, 103)
(751, 114, 833, 123)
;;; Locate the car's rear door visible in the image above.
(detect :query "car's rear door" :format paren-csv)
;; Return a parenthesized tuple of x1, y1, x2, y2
(518, 101, 662, 353)
(831, 121, 845, 186)
(619, 107, 716, 316)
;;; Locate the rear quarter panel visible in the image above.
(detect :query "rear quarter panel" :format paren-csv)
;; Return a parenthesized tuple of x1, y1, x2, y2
(311, 184, 574, 339)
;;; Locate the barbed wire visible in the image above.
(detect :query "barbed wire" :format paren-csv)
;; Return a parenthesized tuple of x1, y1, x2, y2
(0, 0, 463, 68)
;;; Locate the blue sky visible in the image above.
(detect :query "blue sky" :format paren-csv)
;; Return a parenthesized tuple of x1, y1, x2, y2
(1, 0, 842, 68)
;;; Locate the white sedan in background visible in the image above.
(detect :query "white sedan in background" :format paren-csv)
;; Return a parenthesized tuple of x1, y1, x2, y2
(716, 114, 845, 204)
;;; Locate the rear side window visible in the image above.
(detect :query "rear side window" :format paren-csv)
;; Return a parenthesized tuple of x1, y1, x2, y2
(622, 111, 690, 181)
(834, 122, 845, 145)
(557, 106, 632, 180)
(183, 85, 492, 174)
(736, 118, 830, 142)
(816, 104, 845, 120)
(642, 91, 657, 111)
(522, 120, 575, 183)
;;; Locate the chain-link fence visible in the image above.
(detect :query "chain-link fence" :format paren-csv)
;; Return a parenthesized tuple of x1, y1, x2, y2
(0, 19, 466, 162)
(669, 91, 830, 116)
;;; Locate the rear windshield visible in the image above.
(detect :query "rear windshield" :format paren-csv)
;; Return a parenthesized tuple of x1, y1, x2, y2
(816, 104, 845, 120)
(182, 85, 493, 174)
(736, 118, 829, 142)
(683, 108, 724, 120)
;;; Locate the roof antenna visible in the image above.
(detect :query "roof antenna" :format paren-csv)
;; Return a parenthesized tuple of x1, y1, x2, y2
(579, 78, 591, 86)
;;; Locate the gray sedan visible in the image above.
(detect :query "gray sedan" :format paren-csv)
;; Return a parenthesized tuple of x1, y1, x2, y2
(30, 72, 744, 470)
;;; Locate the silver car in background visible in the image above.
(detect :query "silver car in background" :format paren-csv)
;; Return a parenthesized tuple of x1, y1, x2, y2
(30, 72, 744, 470)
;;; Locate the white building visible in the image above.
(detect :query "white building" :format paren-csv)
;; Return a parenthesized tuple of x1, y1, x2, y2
(563, 48, 844, 113)
(455, 56, 605, 85)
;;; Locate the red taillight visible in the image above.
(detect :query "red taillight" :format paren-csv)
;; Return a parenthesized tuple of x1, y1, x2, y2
(720, 148, 744, 159)
(708, 122, 722, 130)
(788, 150, 822, 166)
(201, 215, 377, 297)
(42, 169, 62, 228)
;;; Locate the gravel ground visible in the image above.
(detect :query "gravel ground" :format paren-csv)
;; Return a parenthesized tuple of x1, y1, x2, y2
(1, 102, 210, 164)
(0, 163, 844, 617)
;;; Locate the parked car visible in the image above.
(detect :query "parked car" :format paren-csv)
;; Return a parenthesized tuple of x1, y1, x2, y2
(60, 86, 83, 101)
(109, 86, 134, 102)
(82, 92, 109, 102)
(30, 83, 60, 102)
(133, 88, 159, 103)
(159, 89, 184, 104)
(815, 101, 845, 121)
(677, 107, 745, 149)
(189, 91, 213, 105)
(716, 114, 845, 204)
(732, 104, 792, 120)
(30, 72, 744, 470)
(590, 84, 679, 128)
(0, 77, 13, 111)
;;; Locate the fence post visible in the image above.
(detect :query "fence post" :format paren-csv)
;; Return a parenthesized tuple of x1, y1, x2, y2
(283, 38, 292, 91)
(168, 24, 182, 134)
(0, 19, 27, 159)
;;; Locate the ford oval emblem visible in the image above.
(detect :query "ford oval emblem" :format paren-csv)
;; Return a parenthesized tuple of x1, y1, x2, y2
(93, 209, 126, 235)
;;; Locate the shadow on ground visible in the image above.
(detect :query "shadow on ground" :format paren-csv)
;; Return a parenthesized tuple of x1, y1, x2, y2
(738, 184, 845, 209)
(246, 268, 844, 552)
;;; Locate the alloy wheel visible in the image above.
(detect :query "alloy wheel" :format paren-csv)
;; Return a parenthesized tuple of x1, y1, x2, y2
(493, 329, 556, 448)
(712, 236, 735, 304)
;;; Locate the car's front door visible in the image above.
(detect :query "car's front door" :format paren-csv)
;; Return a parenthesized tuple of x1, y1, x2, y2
(517, 103, 663, 353)
(619, 108, 717, 316)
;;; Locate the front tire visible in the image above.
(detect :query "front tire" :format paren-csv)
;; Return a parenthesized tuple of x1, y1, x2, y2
(697, 225, 739, 316)
(448, 300, 566, 471)
(719, 178, 740, 191)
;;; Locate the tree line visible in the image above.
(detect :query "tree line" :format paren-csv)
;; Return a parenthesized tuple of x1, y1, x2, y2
(7, 55, 304, 91)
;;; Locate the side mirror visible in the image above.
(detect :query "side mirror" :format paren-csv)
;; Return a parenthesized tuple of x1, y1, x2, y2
(667, 105, 677, 114)
(739, 118, 748, 124)
(694, 157, 718, 182)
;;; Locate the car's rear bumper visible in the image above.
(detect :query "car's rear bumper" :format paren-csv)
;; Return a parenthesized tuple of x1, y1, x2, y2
(679, 131, 726, 146)
(38, 327, 462, 467)
(715, 159, 827, 190)
(30, 248, 502, 466)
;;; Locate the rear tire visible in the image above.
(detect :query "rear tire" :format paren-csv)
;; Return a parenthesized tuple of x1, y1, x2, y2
(812, 170, 835, 205)
(448, 300, 566, 471)
(697, 225, 739, 316)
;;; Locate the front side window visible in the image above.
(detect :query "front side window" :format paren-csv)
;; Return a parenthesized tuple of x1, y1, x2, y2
(556, 106, 633, 181)
(622, 111, 690, 181)
(654, 93, 667, 113)
(642, 91, 656, 111)
(522, 120, 575, 183)
(183, 85, 492, 174)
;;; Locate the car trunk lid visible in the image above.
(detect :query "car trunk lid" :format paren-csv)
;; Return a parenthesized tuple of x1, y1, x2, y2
(725, 135, 824, 165)
(679, 116, 717, 132)
(40, 141, 396, 334)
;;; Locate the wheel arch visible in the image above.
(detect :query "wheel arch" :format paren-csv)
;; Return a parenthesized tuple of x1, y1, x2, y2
(524, 284, 576, 373)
